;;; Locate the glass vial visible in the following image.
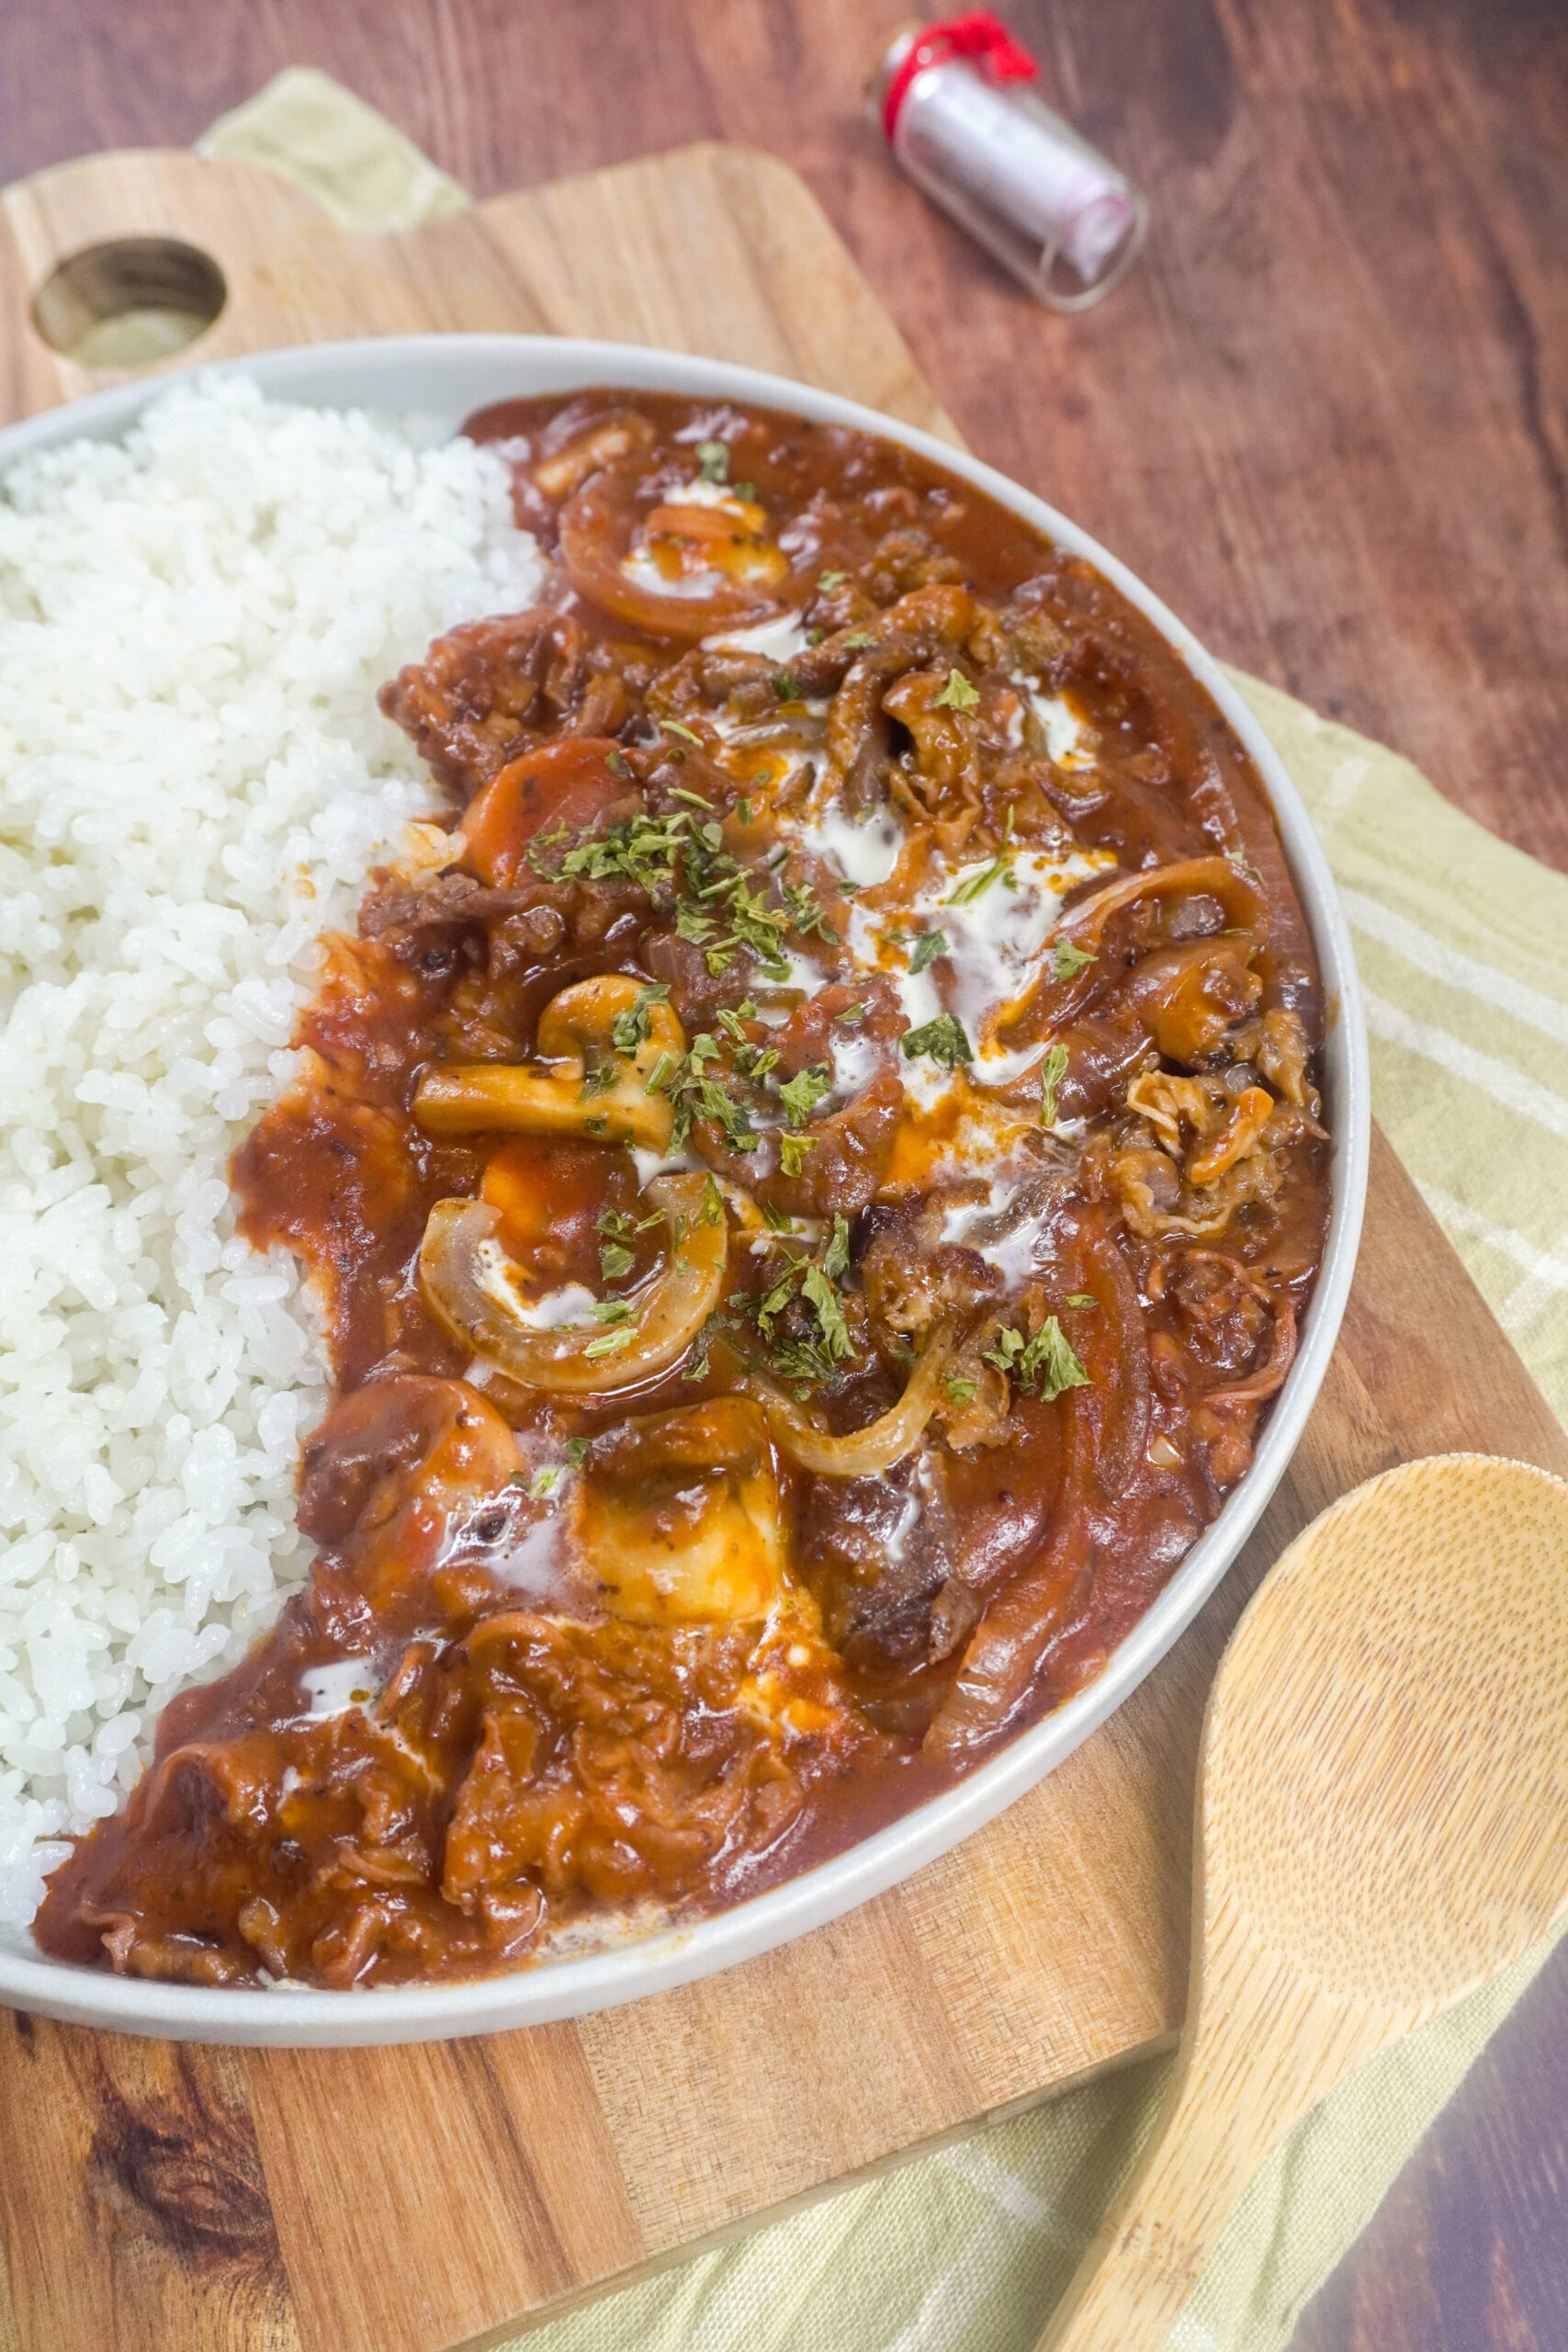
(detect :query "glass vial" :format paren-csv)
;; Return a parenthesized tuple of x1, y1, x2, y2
(868, 17, 1148, 312)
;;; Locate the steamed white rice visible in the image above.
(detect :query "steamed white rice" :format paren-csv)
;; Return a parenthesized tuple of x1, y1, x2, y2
(0, 376, 544, 1938)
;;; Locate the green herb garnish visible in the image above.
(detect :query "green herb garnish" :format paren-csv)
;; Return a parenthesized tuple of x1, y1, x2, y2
(983, 1317, 1090, 1402)
(611, 980, 671, 1057)
(800, 1265, 852, 1363)
(783, 878, 839, 945)
(946, 813, 1015, 907)
(901, 1014, 973, 1069)
(933, 667, 980, 711)
(909, 927, 948, 975)
(695, 439, 728, 482)
(583, 1327, 636, 1359)
(778, 1064, 834, 1129)
(674, 901, 715, 945)
(1053, 940, 1097, 980)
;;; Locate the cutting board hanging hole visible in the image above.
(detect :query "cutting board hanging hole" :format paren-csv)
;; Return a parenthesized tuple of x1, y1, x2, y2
(32, 237, 227, 368)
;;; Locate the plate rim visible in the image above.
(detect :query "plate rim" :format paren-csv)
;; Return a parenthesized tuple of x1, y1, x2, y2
(0, 333, 1369, 2043)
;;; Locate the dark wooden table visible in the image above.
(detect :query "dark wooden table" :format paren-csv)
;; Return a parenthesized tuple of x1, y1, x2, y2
(4, 3, 1566, 2344)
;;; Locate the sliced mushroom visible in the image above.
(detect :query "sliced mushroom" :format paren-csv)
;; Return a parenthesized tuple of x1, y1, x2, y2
(419, 1170, 728, 1395)
(413, 975, 686, 1152)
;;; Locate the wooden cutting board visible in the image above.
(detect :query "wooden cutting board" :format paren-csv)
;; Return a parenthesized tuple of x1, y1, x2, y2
(0, 140, 1563, 2352)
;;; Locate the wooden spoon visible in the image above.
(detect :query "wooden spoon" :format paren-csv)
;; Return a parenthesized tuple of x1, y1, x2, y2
(1038, 1453, 1568, 2352)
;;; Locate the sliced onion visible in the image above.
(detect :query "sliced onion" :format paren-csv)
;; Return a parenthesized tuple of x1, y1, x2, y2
(419, 1172, 727, 1395)
(924, 1210, 1143, 1754)
(1205, 1297, 1297, 1411)
(754, 1325, 954, 1477)
(923, 1397, 1093, 1758)
(558, 465, 785, 642)
(1055, 855, 1265, 951)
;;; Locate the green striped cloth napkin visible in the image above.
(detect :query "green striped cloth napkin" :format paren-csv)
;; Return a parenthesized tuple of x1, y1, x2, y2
(188, 69, 1568, 2351)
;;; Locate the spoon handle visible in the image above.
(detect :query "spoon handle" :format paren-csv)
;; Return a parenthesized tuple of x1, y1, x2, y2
(1034, 2006, 1314, 2352)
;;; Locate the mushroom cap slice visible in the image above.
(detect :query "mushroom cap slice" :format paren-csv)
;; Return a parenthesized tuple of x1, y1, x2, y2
(413, 975, 685, 1153)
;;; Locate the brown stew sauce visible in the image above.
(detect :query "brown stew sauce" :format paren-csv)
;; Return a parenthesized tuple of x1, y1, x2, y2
(36, 393, 1331, 1989)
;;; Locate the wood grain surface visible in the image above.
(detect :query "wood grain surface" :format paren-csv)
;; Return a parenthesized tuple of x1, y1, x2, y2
(0, 6, 1564, 2344)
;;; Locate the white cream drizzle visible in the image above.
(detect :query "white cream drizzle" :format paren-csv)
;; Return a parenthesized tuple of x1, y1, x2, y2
(939, 1182, 1018, 1247)
(480, 1260, 599, 1331)
(795, 801, 906, 888)
(664, 478, 750, 512)
(883, 1487, 922, 1566)
(703, 612, 812, 662)
(829, 1025, 883, 1094)
(776, 943, 828, 995)
(1029, 686, 1095, 770)
(495, 1512, 572, 1603)
(631, 1143, 702, 1185)
(299, 1657, 377, 1720)
(848, 845, 1116, 1103)
(937, 1178, 1049, 1290)
(977, 1205, 1053, 1289)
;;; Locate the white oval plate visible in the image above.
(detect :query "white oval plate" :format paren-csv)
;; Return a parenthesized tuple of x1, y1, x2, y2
(0, 337, 1369, 2043)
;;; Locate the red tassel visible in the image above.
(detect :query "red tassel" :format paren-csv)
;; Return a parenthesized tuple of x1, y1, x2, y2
(880, 12, 1040, 142)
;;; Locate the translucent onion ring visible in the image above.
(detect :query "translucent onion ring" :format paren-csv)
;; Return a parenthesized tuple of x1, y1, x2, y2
(924, 1212, 1144, 1754)
(753, 1325, 955, 1477)
(558, 466, 786, 643)
(1204, 1296, 1298, 1412)
(418, 1173, 727, 1396)
(1171, 1250, 1300, 1414)
(922, 1381, 1094, 1758)
(1054, 854, 1266, 952)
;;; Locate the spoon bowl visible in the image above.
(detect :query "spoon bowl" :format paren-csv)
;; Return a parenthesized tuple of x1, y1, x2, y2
(1040, 1453, 1568, 2352)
